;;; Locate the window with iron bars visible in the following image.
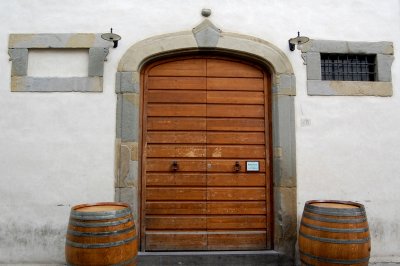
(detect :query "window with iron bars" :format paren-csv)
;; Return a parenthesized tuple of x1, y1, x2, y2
(321, 53, 376, 81)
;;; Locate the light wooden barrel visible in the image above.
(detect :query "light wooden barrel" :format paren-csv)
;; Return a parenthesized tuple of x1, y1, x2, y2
(299, 200, 371, 266)
(65, 202, 137, 266)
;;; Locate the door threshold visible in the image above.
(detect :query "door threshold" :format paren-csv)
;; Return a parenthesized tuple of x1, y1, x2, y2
(137, 250, 286, 266)
(138, 250, 279, 256)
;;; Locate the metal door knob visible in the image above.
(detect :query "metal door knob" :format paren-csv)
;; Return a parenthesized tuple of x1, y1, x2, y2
(234, 161, 241, 172)
(172, 161, 179, 171)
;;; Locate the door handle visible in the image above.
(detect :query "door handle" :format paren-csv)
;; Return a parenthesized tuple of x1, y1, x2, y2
(234, 161, 241, 172)
(172, 161, 179, 171)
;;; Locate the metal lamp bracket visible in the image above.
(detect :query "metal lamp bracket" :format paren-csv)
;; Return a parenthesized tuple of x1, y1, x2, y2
(101, 28, 121, 48)
(289, 32, 310, 51)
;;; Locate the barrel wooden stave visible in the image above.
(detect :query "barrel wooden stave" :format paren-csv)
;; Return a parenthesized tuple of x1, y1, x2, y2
(66, 241, 137, 266)
(65, 202, 138, 266)
(299, 200, 371, 266)
(66, 243, 137, 266)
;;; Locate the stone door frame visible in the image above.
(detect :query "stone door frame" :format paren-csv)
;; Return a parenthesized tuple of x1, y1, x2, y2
(114, 22, 297, 259)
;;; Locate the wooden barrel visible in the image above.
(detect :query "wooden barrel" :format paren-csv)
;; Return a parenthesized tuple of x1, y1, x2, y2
(65, 202, 137, 266)
(299, 200, 371, 266)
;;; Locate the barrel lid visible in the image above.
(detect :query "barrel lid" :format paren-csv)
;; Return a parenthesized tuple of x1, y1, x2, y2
(304, 200, 366, 216)
(75, 204, 127, 212)
(70, 202, 131, 220)
(72, 202, 129, 211)
(306, 200, 363, 208)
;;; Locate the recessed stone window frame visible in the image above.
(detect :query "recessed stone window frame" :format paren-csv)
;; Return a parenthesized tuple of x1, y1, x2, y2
(8, 33, 112, 92)
(300, 40, 394, 96)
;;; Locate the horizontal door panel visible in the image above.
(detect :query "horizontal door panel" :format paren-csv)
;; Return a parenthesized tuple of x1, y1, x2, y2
(207, 173, 266, 187)
(147, 117, 206, 131)
(207, 231, 267, 250)
(147, 132, 206, 144)
(207, 118, 265, 132)
(149, 59, 206, 77)
(207, 105, 264, 118)
(147, 77, 206, 90)
(146, 173, 206, 187)
(207, 132, 265, 145)
(147, 145, 206, 158)
(206, 160, 266, 173)
(207, 202, 266, 215)
(207, 91, 264, 105)
(147, 104, 206, 117)
(147, 90, 206, 103)
(146, 216, 206, 230)
(146, 159, 206, 172)
(147, 188, 206, 201)
(207, 59, 263, 78)
(207, 188, 266, 201)
(207, 145, 266, 159)
(207, 78, 264, 91)
(146, 232, 207, 251)
(146, 202, 207, 215)
(207, 216, 267, 230)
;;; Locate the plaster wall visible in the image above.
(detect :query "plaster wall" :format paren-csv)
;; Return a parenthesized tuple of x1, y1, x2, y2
(0, 0, 399, 263)
(28, 49, 89, 77)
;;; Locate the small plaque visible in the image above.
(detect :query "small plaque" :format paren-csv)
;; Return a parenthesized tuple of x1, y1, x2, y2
(246, 161, 260, 172)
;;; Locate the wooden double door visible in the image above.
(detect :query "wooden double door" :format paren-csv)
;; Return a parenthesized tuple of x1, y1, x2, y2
(141, 56, 272, 251)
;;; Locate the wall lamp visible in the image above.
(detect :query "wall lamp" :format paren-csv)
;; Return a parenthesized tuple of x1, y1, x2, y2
(289, 32, 309, 51)
(101, 28, 121, 48)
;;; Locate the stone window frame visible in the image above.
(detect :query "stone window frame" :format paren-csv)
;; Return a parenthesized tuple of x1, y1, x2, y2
(300, 40, 394, 96)
(8, 34, 111, 92)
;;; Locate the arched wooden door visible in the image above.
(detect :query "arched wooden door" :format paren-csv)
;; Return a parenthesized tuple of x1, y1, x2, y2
(141, 56, 272, 251)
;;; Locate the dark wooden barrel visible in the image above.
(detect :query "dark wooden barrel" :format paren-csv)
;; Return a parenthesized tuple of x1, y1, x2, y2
(299, 200, 371, 266)
(65, 202, 137, 266)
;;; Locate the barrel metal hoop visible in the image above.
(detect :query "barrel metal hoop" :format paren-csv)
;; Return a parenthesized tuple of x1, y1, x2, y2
(305, 205, 365, 217)
(69, 217, 132, 228)
(67, 255, 137, 266)
(67, 225, 135, 237)
(303, 212, 367, 224)
(300, 250, 370, 264)
(301, 221, 369, 233)
(70, 212, 131, 221)
(66, 235, 137, 249)
(70, 208, 131, 220)
(299, 231, 370, 244)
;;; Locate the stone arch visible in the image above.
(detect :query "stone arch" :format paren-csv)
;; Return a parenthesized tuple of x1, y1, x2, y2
(115, 21, 296, 261)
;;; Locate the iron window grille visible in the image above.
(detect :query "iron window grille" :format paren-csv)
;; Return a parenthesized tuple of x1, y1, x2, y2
(321, 53, 376, 81)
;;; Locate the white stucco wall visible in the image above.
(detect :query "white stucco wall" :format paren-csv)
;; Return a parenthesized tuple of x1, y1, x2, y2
(0, 0, 399, 263)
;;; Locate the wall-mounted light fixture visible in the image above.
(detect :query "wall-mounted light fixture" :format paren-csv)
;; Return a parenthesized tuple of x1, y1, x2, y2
(289, 32, 309, 51)
(101, 28, 121, 48)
